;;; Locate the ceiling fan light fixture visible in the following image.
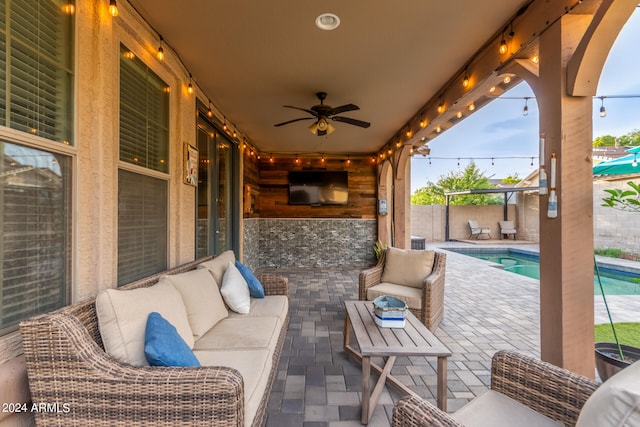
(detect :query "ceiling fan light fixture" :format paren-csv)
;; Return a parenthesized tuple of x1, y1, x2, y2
(315, 13, 340, 31)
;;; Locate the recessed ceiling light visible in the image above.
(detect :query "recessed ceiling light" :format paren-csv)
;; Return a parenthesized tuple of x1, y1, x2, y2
(315, 13, 340, 31)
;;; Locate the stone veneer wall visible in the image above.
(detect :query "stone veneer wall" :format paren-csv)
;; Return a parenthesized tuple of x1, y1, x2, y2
(242, 218, 260, 271)
(258, 218, 377, 268)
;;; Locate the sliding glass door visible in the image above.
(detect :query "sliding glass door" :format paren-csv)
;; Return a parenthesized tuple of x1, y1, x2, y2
(196, 114, 239, 257)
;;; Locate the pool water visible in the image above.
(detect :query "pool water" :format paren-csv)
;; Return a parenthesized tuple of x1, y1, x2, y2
(456, 251, 640, 296)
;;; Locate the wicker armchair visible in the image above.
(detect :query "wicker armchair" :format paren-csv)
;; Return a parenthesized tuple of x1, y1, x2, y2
(392, 350, 600, 427)
(359, 248, 446, 331)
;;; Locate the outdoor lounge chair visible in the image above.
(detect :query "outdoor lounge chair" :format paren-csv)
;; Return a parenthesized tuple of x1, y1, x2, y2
(468, 220, 491, 239)
(499, 220, 517, 239)
(392, 350, 640, 427)
(359, 247, 446, 331)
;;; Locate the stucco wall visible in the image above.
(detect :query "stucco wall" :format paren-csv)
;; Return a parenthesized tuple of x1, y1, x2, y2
(594, 178, 640, 253)
(411, 204, 518, 241)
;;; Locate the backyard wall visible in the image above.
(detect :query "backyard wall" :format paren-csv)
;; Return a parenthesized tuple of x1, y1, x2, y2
(411, 204, 517, 241)
(593, 178, 640, 253)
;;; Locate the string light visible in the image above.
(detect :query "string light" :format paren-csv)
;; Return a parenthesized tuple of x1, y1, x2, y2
(633, 154, 638, 168)
(523, 97, 529, 116)
(437, 99, 444, 114)
(109, 0, 118, 17)
(420, 116, 427, 128)
(599, 96, 607, 118)
(187, 73, 194, 94)
(468, 103, 475, 111)
(499, 33, 507, 54)
(223, 118, 228, 131)
(63, 2, 75, 14)
(456, 111, 463, 119)
(503, 75, 511, 84)
(157, 36, 165, 61)
(207, 101, 213, 118)
(531, 55, 539, 64)
(462, 70, 470, 88)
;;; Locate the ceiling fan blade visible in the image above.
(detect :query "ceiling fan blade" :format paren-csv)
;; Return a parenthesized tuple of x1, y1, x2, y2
(274, 117, 314, 127)
(330, 104, 359, 115)
(283, 105, 319, 117)
(332, 116, 371, 128)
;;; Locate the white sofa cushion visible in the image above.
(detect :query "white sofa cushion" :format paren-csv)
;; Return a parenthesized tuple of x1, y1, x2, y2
(381, 247, 435, 288)
(452, 389, 563, 427)
(576, 359, 640, 427)
(221, 261, 251, 314)
(198, 250, 236, 287)
(194, 316, 282, 356)
(96, 279, 193, 366)
(162, 268, 228, 340)
(367, 282, 422, 309)
(194, 348, 271, 427)
(227, 295, 289, 322)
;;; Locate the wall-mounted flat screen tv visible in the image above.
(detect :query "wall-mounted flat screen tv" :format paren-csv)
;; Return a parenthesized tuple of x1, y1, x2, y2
(289, 171, 348, 206)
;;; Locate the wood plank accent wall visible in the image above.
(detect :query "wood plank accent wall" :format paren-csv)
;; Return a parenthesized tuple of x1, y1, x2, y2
(243, 150, 261, 219)
(256, 157, 377, 219)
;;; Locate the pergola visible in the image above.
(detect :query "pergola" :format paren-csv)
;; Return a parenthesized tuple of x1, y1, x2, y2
(443, 187, 539, 241)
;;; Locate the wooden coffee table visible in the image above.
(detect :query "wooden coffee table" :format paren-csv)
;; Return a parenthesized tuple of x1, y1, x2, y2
(343, 300, 451, 424)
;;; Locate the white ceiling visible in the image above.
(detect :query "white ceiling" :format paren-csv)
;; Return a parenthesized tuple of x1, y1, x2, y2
(128, 0, 531, 155)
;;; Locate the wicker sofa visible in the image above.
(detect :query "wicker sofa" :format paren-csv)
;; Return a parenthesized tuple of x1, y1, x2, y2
(20, 253, 289, 427)
(359, 247, 446, 331)
(392, 350, 603, 427)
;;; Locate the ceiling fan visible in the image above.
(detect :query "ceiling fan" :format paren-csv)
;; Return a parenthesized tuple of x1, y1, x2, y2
(274, 92, 371, 136)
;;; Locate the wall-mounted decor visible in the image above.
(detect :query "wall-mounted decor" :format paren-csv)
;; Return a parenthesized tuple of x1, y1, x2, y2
(184, 143, 198, 186)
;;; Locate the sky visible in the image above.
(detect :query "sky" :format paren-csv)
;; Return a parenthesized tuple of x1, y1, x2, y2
(410, 8, 640, 193)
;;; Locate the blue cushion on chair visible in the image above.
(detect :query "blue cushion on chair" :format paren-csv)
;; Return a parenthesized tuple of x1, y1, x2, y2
(144, 312, 201, 367)
(235, 260, 265, 298)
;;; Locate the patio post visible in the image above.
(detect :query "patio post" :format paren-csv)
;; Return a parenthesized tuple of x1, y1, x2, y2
(534, 12, 595, 378)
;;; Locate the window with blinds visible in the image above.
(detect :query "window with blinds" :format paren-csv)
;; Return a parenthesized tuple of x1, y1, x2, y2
(0, 140, 71, 334)
(117, 170, 167, 286)
(0, 0, 74, 144)
(119, 44, 169, 173)
(117, 44, 169, 285)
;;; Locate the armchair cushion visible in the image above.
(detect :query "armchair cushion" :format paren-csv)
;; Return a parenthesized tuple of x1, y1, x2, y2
(452, 389, 562, 427)
(366, 282, 422, 310)
(380, 247, 435, 289)
(576, 359, 640, 427)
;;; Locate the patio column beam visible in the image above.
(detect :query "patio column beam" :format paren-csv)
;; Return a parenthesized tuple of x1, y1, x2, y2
(536, 13, 595, 378)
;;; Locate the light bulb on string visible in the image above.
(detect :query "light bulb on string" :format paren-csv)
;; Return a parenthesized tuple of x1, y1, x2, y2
(187, 74, 194, 95)
(157, 36, 165, 61)
(109, 0, 118, 17)
(523, 98, 529, 116)
(633, 154, 638, 168)
(599, 96, 607, 118)
(530, 157, 534, 167)
(462, 71, 470, 88)
(499, 35, 507, 54)
(207, 101, 213, 118)
(491, 158, 495, 167)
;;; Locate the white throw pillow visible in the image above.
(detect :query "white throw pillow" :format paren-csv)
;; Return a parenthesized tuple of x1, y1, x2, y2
(162, 268, 228, 340)
(197, 250, 236, 286)
(220, 261, 251, 314)
(576, 359, 640, 427)
(96, 280, 193, 366)
(380, 247, 435, 288)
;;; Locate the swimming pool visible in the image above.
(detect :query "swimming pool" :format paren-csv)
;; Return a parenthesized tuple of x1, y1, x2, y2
(450, 249, 640, 296)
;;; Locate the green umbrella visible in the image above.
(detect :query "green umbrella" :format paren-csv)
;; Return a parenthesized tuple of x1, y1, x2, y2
(593, 146, 640, 176)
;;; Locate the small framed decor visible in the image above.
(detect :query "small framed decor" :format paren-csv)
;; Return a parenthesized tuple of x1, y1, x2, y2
(184, 143, 198, 186)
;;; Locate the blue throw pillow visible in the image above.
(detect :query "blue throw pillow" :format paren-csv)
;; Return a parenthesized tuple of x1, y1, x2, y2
(144, 312, 201, 367)
(235, 260, 265, 298)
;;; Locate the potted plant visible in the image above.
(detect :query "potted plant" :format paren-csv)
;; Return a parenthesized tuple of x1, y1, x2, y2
(595, 182, 640, 380)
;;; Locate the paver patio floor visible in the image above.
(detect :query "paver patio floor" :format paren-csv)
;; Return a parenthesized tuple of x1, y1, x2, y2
(260, 246, 640, 426)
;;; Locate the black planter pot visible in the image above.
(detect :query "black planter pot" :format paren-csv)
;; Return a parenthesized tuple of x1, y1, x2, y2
(595, 342, 640, 381)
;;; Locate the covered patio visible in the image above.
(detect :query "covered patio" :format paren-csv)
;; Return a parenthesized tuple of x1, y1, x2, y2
(1, 0, 640, 425)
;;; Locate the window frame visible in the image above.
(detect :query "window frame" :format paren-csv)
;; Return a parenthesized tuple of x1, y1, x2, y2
(116, 42, 171, 286)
